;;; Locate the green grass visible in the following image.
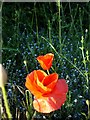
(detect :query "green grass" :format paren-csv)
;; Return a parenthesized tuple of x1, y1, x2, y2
(1, 2, 90, 120)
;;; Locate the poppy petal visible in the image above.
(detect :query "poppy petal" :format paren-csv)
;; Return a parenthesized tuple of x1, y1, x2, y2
(25, 70, 47, 98)
(53, 79, 68, 94)
(33, 79, 68, 113)
(33, 93, 66, 113)
(36, 73, 58, 94)
(37, 53, 54, 70)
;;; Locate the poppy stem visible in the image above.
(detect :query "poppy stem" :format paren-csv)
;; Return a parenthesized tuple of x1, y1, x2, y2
(31, 111, 37, 120)
(1, 86, 12, 119)
(51, 66, 55, 72)
(87, 100, 90, 119)
(47, 70, 50, 75)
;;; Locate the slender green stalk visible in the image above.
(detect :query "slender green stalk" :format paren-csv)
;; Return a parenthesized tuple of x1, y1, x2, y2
(1, 48, 20, 52)
(57, 0, 61, 54)
(86, 100, 90, 119)
(1, 86, 12, 119)
(80, 36, 89, 119)
(79, 7, 84, 36)
(34, 3, 39, 44)
(81, 36, 86, 69)
(47, 70, 50, 75)
(48, 20, 52, 44)
(68, 2, 74, 32)
(51, 66, 55, 72)
(88, 103, 90, 119)
(31, 111, 36, 120)
(25, 90, 33, 120)
(80, 36, 89, 88)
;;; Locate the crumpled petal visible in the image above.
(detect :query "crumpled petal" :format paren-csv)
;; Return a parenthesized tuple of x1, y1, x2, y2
(37, 53, 54, 70)
(25, 70, 47, 98)
(33, 79, 68, 113)
(25, 70, 58, 98)
(36, 73, 58, 94)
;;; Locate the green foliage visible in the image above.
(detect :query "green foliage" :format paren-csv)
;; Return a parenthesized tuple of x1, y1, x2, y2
(2, 2, 89, 120)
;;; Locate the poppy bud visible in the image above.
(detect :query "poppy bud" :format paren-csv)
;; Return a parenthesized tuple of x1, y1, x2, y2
(37, 53, 54, 70)
(0, 64, 7, 87)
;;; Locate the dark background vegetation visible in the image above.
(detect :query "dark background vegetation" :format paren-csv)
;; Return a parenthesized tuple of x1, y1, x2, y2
(2, 2, 90, 120)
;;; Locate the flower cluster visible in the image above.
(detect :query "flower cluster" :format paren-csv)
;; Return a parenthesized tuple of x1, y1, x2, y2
(25, 53, 68, 113)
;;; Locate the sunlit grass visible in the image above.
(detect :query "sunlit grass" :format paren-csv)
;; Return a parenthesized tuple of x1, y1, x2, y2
(2, 2, 89, 120)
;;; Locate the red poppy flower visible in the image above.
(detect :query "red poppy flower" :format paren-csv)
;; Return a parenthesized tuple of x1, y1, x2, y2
(37, 53, 54, 70)
(25, 70, 68, 113)
(25, 70, 58, 98)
